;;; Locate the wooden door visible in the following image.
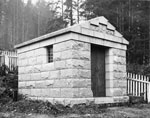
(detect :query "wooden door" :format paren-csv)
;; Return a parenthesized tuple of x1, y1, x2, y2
(91, 45, 106, 97)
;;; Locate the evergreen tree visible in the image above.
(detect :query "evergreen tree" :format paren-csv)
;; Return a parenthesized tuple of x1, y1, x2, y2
(81, 0, 150, 65)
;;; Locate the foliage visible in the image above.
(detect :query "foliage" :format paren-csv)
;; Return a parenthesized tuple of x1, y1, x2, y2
(0, 0, 67, 50)
(46, 16, 67, 33)
(64, 0, 74, 26)
(127, 63, 150, 77)
(81, 0, 150, 65)
(0, 98, 130, 115)
(64, 0, 83, 26)
(0, 64, 18, 101)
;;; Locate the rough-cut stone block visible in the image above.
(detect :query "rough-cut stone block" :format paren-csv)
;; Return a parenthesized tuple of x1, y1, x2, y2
(34, 48, 47, 56)
(35, 80, 54, 88)
(45, 80, 55, 87)
(19, 82, 26, 88)
(112, 49, 126, 57)
(41, 63, 55, 72)
(22, 59, 28, 67)
(118, 65, 126, 72)
(61, 88, 78, 98)
(41, 89, 50, 97)
(113, 64, 126, 72)
(82, 28, 94, 36)
(49, 70, 60, 79)
(72, 41, 90, 51)
(95, 97, 114, 104)
(78, 88, 93, 97)
(53, 52, 61, 61)
(32, 65, 41, 73)
(65, 98, 87, 106)
(105, 55, 113, 64)
(19, 67, 24, 74)
(18, 59, 28, 67)
(26, 81, 35, 89)
(105, 72, 113, 80)
(106, 79, 126, 88)
(54, 60, 66, 69)
(106, 88, 126, 96)
(26, 50, 35, 58)
(19, 53, 26, 59)
(106, 48, 115, 56)
(53, 79, 72, 88)
(25, 66, 34, 74)
(113, 72, 126, 79)
(113, 56, 126, 65)
(28, 57, 37, 66)
(60, 69, 78, 78)
(20, 74, 31, 81)
(105, 63, 114, 72)
(66, 59, 90, 69)
(30, 89, 42, 97)
(60, 69, 91, 79)
(106, 88, 113, 96)
(30, 73, 41, 80)
(49, 88, 61, 97)
(78, 69, 91, 78)
(60, 50, 72, 60)
(21, 89, 31, 96)
(113, 96, 129, 103)
(72, 79, 91, 88)
(54, 40, 73, 52)
(113, 88, 126, 96)
(35, 80, 49, 88)
(41, 71, 50, 79)
(72, 50, 90, 61)
(36, 56, 47, 64)
(106, 55, 126, 65)
(18, 60, 22, 67)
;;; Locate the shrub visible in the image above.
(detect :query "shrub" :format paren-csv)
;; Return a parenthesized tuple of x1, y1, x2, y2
(0, 64, 18, 102)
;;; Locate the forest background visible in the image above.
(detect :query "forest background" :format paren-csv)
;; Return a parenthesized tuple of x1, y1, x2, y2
(0, 0, 149, 72)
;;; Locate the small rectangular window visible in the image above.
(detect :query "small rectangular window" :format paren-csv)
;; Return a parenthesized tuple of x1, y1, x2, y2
(47, 45, 53, 63)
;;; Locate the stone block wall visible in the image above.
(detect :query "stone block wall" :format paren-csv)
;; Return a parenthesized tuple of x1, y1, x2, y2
(105, 48, 127, 96)
(18, 40, 93, 99)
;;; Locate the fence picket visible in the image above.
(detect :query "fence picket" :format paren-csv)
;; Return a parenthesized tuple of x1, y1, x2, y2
(127, 72, 150, 102)
(0, 50, 17, 71)
(135, 74, 138, 96)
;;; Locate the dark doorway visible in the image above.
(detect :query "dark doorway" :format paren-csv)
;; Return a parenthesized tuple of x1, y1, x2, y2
(91, 44, 106, 97)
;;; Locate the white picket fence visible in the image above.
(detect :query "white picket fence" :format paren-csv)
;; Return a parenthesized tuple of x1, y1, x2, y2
(0, 50, 18, 71)
(127, 73, 150, 102)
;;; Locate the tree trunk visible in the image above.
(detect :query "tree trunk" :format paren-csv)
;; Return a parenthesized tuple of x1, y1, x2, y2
(77, 0, 79, 23)
(70, 0, 73, 26)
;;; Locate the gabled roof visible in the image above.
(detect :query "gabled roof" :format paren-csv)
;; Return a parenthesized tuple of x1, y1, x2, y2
(15, 16, 129, 48)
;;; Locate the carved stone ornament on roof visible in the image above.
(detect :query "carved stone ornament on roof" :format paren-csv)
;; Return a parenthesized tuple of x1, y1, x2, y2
(90, 23, 114, 36)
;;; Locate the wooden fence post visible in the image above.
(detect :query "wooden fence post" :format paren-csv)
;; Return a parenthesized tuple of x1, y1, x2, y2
(148, 83, 150, 103)
(4, 55, 9, 67)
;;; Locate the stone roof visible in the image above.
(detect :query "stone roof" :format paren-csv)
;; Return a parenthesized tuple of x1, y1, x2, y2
(15, 16, 129, 48)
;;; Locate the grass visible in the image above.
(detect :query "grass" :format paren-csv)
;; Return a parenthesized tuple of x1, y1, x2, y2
(0, 95, 149, 118)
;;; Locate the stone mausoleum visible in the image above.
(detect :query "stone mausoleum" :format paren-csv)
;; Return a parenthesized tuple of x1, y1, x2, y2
(15, 17, 129, 105)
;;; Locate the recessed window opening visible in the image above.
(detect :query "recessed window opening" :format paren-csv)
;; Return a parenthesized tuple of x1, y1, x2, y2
(47, 45, 53, 63)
